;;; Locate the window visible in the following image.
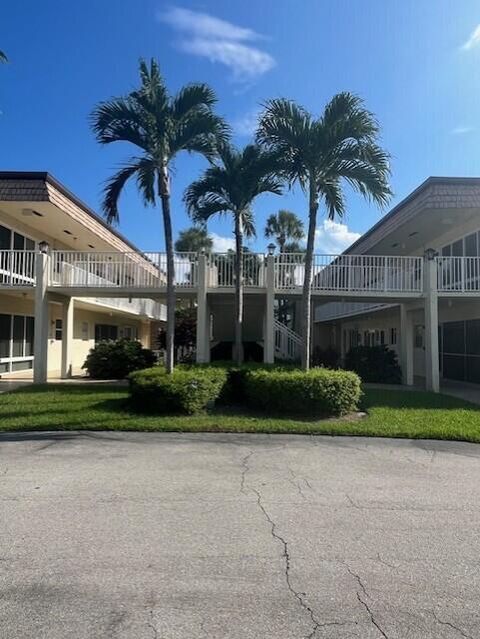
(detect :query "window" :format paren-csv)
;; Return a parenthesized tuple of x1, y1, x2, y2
(0, 313, 35, 370)
(12, 316, 25, 357)
(55, 319, 63, 341)
(0, 314, 10, 358)
(95, 324, 118, 343)
(414, 325, 424, 349)
(390, 327, 397, 345)
(81, 322, 89, 341)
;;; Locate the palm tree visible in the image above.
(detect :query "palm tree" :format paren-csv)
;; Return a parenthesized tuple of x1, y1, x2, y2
(184, 143, 282, 364)
(264, 209, 304, 253)
(0, 51, 7, 63)
(91, 58, 227, 373)
(257, 93, 391, 370)
(174, 226, 213, 253)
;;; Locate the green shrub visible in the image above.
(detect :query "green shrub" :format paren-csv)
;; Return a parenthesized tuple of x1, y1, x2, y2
(128, 366, 227, 415)
(200, 361, 295, 404)
(311, 346, 340, 369)
(244, 368, 362, 416)
(82, 339, 157, 379)
(344, 345, 402, 384)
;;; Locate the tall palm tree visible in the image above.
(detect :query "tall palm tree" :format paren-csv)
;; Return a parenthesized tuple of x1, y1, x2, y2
(91, 58, 227, 373)
(174, 226, 213, 253)
(264, 209, 304, 252)
(257, 93, 391, 370)
(184, 143, 282, 364)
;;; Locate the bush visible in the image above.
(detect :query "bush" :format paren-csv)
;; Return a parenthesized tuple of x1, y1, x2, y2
(128, 366, 227, 415)
(83, 339, 156, 379)
(344, 345, 402, 384)
(311, 346, 340, 369)
(244, 368, 361, 417)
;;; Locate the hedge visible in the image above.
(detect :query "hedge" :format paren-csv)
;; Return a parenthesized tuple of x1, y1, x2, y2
(244, 368, 362, 416)
(83, 339, 156, 379)
(129, 366, 227, 415)
(345, 345, 402, 384)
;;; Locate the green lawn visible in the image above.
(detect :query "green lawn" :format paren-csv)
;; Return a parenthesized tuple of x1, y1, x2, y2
(0, 384, 479, 442)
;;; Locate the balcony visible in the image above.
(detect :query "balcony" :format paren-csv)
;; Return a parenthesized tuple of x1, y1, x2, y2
(4, 250, 479, 299)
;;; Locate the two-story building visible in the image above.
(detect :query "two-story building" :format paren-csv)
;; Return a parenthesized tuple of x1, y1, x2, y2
(314, 177, 480, 392)
(0, 172, 165, 379)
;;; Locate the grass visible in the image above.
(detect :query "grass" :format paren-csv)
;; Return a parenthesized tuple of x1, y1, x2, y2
(0, 384, 479, 442)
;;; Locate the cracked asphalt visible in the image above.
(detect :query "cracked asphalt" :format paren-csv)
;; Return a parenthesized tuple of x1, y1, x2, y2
(1, 432, 480, 638)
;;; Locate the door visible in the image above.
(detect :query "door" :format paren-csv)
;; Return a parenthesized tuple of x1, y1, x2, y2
(413, 324, 425, 379)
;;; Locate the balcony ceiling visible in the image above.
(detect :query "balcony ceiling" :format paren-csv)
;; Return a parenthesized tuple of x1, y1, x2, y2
(364, 206, 480, 256)
(0, 200, 129, 252)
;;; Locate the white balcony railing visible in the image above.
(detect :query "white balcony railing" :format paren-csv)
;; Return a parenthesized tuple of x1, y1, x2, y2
(437, 256, 480, 292)
(275, 254, 423, 293)
(0, 250, 36, 286)
(207, 253, 265, 288)
(50, 251, 198, 289)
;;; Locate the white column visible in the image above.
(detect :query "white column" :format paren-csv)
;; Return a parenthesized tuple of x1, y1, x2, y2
(196, 253, 209, 363)
(33, 249, 50, 383)
(424, 253, 440, 393)
(61, 296, 74, 379)
(263, 253, 275, 363)
(399, 304, 414, 386)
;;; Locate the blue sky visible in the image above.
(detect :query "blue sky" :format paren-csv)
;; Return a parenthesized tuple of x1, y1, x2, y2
(2, 1, 480, 253)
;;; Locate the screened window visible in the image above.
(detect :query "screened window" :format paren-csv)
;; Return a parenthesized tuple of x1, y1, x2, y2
(55, 319, 63, 341)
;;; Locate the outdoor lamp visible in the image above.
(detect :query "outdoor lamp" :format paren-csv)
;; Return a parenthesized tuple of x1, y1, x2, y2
(267, 243, 276, 256)
(424, 247, 438, 261)
(38, 240, 49, 254)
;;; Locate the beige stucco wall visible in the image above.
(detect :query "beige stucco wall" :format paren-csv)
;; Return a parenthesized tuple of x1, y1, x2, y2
(0, 293, 151, 377)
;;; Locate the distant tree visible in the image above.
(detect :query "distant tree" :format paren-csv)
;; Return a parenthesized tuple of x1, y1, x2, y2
(185, 142, 282, 364)
(91, 58, 227, 373)
(257, 93, 391, 369)
(264, 209, 304, 252)
(174, 226, 213, 253)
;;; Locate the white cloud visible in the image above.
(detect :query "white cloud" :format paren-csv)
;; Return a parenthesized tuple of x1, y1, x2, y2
(461, 24, 480, 51)
(232, 108, 260, 136)
(451, 126, 474, 135)
(210, 232, 235, 252)
(158, 7, 275, 82)
(314, 220, 361, 254)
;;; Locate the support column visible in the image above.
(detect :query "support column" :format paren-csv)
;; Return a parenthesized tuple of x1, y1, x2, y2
(424, 251, 440, 393)
(263, 252, 275, 364)
(61, 297, 74, 379)
(196, 252, 209, 363)
(399, 304, 413, 386)
(33, 247, 50, 383)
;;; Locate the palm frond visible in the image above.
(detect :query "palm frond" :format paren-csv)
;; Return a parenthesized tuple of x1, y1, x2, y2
(90, 97, 150, 149)
(172, 83, 217, 119)
(0, 50, 8, 63)
(102, 161, 142, 224)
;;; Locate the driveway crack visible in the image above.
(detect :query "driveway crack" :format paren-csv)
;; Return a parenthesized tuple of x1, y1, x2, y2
(343, 562, 388, 639)
(431, 610, 473, 639)
(251, 486, 352, 638)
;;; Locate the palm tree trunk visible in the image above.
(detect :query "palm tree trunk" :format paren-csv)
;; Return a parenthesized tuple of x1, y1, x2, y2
(234, 214, 244, 365)
(301, 181, 319, 371)
(159, 169, 175, 374)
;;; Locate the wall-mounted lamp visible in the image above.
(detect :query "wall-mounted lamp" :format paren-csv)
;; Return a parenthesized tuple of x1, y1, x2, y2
(38, 240, 49, 254)
(424, 247, 438, 261)
(267, 243, 276, 256)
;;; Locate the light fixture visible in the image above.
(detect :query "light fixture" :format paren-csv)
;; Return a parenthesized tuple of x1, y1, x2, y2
(63, 229, 72, 236)
(38, 240, 49, 254)
(88, 244, 95, 249)
(424, 247, 438, 261)
(267, 243, 276, 255)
